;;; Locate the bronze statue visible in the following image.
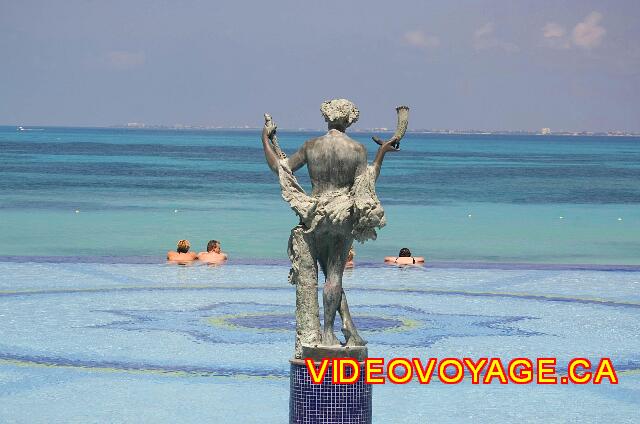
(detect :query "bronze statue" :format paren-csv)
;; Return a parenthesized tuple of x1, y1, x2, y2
(261, 99, 409, 358)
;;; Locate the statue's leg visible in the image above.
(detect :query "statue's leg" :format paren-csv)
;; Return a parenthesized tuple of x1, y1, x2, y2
(320, 234, 350, 346)
(288, 225, 321, 358)
(334, 239, 366, 346)
(338, 289, 367, 346)
(317, 232, 366, 347)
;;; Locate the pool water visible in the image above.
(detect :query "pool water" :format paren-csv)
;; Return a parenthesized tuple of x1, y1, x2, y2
(1, 261, 638, 423)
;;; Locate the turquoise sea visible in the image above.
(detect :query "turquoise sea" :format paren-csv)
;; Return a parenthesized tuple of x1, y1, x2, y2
(1, 126, 639, 265)
(1, 126, 640, 423)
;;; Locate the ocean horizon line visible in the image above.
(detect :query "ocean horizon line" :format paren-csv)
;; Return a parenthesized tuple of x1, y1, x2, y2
(3, 125, 640, 137)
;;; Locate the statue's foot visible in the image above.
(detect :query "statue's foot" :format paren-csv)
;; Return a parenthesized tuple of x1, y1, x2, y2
(342, 327, 367, 346)
(321, 331, 340, 346)
(345, 333, 367, 347)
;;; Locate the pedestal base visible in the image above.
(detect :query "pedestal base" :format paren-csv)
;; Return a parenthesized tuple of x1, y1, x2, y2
(301, 344, 368, 362)
(289, 358, 372, 424)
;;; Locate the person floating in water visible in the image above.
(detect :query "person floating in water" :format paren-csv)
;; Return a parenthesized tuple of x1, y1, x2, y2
(197, 239, 228, 264)
(345, 247, 355, 268)
(167, 239, 197, 263)
(385, 247, 425, 265)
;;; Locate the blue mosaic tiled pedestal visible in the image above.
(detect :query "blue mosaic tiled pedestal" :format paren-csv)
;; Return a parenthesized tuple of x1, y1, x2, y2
(289, 359, 372, 424)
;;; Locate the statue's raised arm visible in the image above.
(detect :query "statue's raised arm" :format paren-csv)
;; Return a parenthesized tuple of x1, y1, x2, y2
(371, 106, 410, 179)
(262, 113, 308, 174)
(261, 114, 284, 173)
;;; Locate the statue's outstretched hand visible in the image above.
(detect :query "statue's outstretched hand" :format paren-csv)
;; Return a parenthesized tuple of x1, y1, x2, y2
(372, 135, 400, 179)
(263, 123, 277, 139)
(263, 113, 277, 140)
(378, 138, 400, 153)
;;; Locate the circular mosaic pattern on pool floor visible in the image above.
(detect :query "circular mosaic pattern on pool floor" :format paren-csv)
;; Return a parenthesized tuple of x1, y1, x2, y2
(219, 313, 406, 332)
(0, 283, 639, 377)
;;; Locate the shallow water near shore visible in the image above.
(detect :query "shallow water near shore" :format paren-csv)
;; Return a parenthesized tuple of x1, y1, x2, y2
(1, 126, 639, 264)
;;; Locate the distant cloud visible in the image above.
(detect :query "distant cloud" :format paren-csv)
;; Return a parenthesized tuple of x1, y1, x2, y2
(543, 22, 566, 39)
(542, 12, 605, 50)
(403, 30, 440, 49)
(473, 23, 519, 53)
(104, 51, 146, 70)
(572, 12, 606, 49)
(542, 22, 571, 49)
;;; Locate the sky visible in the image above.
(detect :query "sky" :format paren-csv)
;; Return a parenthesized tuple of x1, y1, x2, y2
(1, 0, 639, 131)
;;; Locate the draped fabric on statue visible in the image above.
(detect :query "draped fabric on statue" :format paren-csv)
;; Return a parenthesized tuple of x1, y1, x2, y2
(277, 158, 386, 245)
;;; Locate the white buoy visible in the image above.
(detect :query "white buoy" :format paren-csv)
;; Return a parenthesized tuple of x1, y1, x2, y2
(174, 209, 178, 213)
(618, 217, 623, 221)
(559, 216, 564, 219)
(75, 210, 80, 214)
(468, 214, 472, 218)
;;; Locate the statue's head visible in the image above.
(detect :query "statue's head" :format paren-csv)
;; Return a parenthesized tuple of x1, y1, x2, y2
(320, 99, 359, 131)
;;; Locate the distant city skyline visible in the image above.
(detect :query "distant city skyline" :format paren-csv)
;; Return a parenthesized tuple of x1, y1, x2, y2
(11, 123, 639, 137)
(110, 123, 640, 135)
(2, 1, 639, 132)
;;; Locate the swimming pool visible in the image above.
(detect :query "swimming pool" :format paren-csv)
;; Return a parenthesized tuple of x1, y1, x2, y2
(0, 260, 638, 423)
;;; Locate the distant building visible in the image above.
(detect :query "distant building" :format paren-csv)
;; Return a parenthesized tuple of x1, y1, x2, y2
(540, 128, 551, 135)
(127, 122, 146, 128)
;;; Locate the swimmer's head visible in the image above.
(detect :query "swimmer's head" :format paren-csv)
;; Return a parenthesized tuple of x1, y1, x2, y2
(177, 239, 191, 253)
(207, 240, 220, 253)
(398, 247, 411, 257)
(320, 99, 359, 131)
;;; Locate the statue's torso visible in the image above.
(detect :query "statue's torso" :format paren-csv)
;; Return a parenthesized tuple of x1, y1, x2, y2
(305, 131, 367, 196)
